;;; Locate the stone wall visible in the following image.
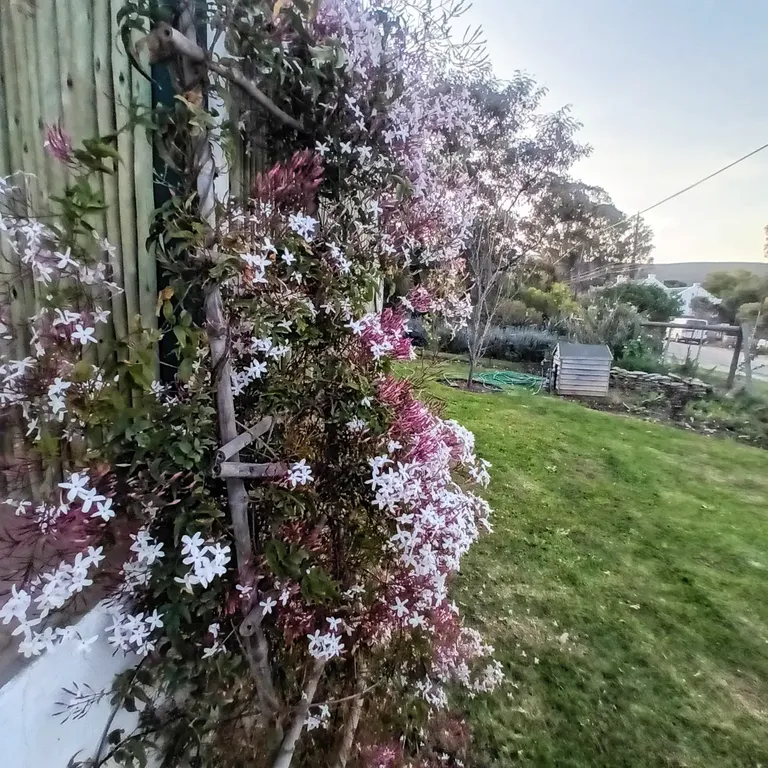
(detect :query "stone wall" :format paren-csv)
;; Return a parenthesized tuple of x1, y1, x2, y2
(611, 367, 712, 399)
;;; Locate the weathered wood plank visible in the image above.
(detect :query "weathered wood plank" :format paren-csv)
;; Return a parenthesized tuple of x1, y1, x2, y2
(21, 7, 48, 212)
(34, 0, 65, 200)
(110, 0, 140, 337)
(5, 5, 38, 319)
(93, 0, 127, 343)
(130, 39, 156, 336)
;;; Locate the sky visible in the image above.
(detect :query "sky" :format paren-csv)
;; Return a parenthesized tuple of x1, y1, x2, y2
(458, 0, 768, 264)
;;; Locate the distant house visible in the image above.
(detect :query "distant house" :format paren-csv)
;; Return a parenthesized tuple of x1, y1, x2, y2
(669, 283, 720, 315)
(636, 273, 720, 315)
(639, 273, 669, 291)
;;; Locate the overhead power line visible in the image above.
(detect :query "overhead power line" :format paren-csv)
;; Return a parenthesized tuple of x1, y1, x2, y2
(547, 139, 768, 281)
(599, 139, 768, 237)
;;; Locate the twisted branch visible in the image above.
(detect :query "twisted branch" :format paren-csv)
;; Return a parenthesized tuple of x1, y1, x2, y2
(148, 22, 303, 131)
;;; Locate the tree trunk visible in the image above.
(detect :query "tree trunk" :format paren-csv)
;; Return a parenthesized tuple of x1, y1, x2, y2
(466, 354, 476, 388)
(333, 663, 368, 768)
(271, 660, 325, 768)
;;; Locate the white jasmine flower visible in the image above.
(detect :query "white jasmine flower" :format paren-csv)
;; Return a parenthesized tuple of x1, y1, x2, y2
(286, 459, 313, 488)
(71, 324, 96, 345)
(260, 596, 277, 615)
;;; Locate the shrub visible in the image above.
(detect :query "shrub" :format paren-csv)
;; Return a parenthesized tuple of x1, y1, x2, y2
(504, 326, 558, 361)
(594, 282, 682, 322)
(617, 336, 669, 373)
(568, 299, 641, 358)
(439, 325, 557, 363)
(496, 298, 530, 326)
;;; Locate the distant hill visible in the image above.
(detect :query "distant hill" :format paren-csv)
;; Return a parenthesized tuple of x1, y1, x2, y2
(638, 262, 768, 285)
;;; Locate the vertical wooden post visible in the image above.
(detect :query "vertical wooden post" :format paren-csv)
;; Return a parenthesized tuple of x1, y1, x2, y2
(110, 0, 140, 336)
(34, 0, 65, 199)
(94, 0, 128, 344)
(727, 328, 742, 390)
(131, 36, 156, 338)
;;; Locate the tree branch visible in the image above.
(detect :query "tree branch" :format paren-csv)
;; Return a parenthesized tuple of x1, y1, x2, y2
(149, 22, 303, 131)
(333, 660, 368, 768)
(272, 659, 326, 768)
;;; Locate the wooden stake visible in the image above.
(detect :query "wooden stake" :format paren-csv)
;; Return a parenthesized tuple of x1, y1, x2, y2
(215, 461, 287, 480)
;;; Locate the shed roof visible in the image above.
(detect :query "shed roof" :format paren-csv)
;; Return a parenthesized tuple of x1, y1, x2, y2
(556, 342, 613, 360)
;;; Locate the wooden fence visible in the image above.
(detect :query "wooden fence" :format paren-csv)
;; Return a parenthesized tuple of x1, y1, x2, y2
(0, 0, 156, 347)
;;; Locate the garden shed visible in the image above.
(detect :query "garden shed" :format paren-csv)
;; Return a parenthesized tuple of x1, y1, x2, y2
(552, 342, 613, 397)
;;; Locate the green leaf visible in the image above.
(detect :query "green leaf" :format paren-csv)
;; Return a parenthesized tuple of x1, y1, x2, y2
(180, 602, 192, 624)
(73, 360, 93, 382)
(172, 325, 187, 346)
(300, 566, 339, 603)
(83, 137, 121, 161)
(108, 728, 124, 746)
(177, 356, 194, 383)
(128, 364, 153, 391)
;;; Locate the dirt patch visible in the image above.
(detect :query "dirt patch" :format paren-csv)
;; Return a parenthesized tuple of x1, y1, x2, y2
(716, 671, 768, 723)
(500, 610, 586, 657)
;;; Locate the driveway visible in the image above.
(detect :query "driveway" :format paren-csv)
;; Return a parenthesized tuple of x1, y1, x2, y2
(664, 341, 768, 381)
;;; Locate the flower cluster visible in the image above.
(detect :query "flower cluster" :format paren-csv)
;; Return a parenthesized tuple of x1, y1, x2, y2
(106, 607, 164, 657)
(307, 626, 346, 660)
(349, 308, 414, 361)
(305, 703, 331, 731)
(175, 532, 232, 591)
(286, 459, 313, 488)
(0, 546, 105, 657)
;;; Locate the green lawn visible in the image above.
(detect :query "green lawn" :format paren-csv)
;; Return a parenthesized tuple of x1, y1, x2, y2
(421, 365, 768, 766)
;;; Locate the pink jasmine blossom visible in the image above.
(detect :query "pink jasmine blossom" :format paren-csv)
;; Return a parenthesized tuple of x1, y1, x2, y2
(355, 308, 413, 361)
(58, 471, 90, 503)
(307, 629, 345, 660)
(93, 306, 110, 324)
(54, 248, 79, 270)
(361, 742, 402, 768)
(405, 285, 432, 313)
(76, 635, 99, 654)
(287, 212, 318, 241)
(236, 583, 254, 600)
(176, 532, 231, 589)
(43, 122, 73, 164)
(202, 642, 226, 659)
(106, 608, 161, 657)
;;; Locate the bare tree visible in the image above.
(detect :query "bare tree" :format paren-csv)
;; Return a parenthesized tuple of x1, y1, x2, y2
(464, 208, 519, 386)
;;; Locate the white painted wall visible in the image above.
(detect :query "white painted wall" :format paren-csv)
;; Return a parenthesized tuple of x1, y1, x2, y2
(640, 273, 668, 290)
(677, 283, 720, 314)
(0, 604, 141, 768)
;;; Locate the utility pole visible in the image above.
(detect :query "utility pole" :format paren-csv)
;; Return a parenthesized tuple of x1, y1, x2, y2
(631, 213, 640, 278)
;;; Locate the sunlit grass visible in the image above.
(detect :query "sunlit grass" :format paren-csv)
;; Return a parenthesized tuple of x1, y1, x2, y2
(417, 362, 768, 767)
